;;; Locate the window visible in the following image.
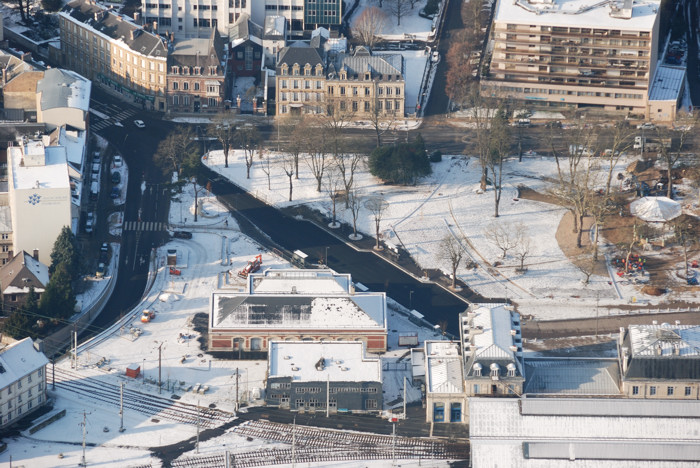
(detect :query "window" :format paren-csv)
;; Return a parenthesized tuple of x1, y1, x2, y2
(433, 402, 444, 422)
(172, 95, 179, 105)
(209, 97, 217, 107)
(172, 82, 179, 90)
(378, 87, 383, 95)
(194, 82, 200, 91)
(308, 398, 319, 407)
(667, 386, 674, 396)
(364, 101, 370, 112)
(365, 399, 377, 409)
(340, 87, 345, 95)
(649, 386, 656, 396)
(352, 101, 358, 111)
(386, 101, 392, 111)
(183, 82, 189, 90)
(395, 87, 401, 96)
(295, 399, 304, 408)
(632, 386, 639, 395)
(473, 384, 479, 394)
(364, 87, 370, 96)
(685, 386, 692, 396)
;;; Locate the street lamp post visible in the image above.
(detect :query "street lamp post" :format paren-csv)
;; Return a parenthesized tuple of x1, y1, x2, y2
(409, 290, 414, 309)
(325, 246, 329, 266)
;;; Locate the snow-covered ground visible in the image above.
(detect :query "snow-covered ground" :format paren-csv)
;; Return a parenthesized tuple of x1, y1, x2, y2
(348, 0, 436, 42)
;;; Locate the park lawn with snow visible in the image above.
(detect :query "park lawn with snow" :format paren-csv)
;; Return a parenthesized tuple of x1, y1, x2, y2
(348, 0, 437, 42)
(203, 146, 697, 320)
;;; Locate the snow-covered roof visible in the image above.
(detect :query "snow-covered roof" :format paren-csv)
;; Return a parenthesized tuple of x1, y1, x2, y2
(268, 341, 381, 383)
(0, 338, 49, 390)
(0, 251, 50, 295)
(470, 304, 518, 360)
(210, 291, 386, 330)
(649, 65, 686, 101)
(523, 358, 621, 395)
(494, 0, 661, 31)
(9, 142, 70, 190)
(628, 323, 700, 357)
(248, 268, 352, 295)
(58, 127, 86, 169)
(425, 341, 464, 394)
(36, 68, 91, 112)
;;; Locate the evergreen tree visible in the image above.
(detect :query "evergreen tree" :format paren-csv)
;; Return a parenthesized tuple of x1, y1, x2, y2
(368, 135, 431, 184)
(50, 227, 79, 278)
(1, 287, 39, 339)
(40, 263, 76, 320)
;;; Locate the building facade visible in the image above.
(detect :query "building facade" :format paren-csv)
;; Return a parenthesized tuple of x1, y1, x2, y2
(209, 269, 388, 355)
(265, 341, 382, 413)
(0, 338, 50, 428)
(483, 0, 660, 116)
(275, 44, 405, 118)
(0, 251, 48, 312)
(60, 0, 167, 111)
(422, 341, 466, 423)
(618, 323, 700, 399)
(167, 30, 227, 113)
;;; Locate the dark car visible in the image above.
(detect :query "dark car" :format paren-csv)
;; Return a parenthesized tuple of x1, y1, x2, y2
(111, 171, 121, 184)
(173, 231, 192, 239)
(110, 187, 120, 199)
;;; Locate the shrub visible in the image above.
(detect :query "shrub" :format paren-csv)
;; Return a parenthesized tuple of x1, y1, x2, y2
(429, 150, 443, 162)
(369, 135, 432, 184)
(424, 0, 440, 16)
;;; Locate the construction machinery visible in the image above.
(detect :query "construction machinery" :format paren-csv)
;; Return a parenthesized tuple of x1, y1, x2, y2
(238, 254, 263, 278)
(141, 309, 156, 323)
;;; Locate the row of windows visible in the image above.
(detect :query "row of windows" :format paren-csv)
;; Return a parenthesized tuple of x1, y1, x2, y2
(193, 18, 217, 27)
(229, 0, 247, 7)
(632, 385, 693, 397)
(2, 394, 43, 423)
(270, 382, 291, 390)
(329, 387, 378, 394)
(171, 96, 219, 107)
(328, 86, 402, 96)
(265, 5, 303, 10)
(296, 387, 321, 394)
(279, 80, 324, 90)
(1, 369, 42, 398)
(144, 3, 170, 8)
(193, 4, 217, 10)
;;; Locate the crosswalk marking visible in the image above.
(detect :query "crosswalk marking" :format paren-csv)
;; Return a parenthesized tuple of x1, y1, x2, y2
(123, 221, 166, 231)
(90, 109, 137, 132)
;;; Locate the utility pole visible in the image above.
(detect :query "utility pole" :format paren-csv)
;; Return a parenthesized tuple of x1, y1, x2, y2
(403, 376, 407, 420)
(52, 360, 55, 390)
(326, 374, 330, 418)
(158, 342, 163, 394)
(595, 292, 600, 341)
(73, 327, 78, 369)
(235, 367, 239, 411)
(292, 416, 297, 468)
(196, 400, 200, 454)
(119, 382, 125, 432)
(80, 411, 87, 467)
(392, 421, 396, 466)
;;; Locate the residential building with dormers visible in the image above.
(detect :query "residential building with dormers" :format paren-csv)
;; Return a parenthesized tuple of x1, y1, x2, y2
(0, 338, 50, 429)
(275, 43, 404, 118)
(60, 0, 168, 111)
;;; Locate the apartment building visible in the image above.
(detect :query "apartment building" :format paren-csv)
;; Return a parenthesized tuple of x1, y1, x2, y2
(141, 0, 340, 40)
(0, 338, 50, 429)
(276, 44, 405, 118)
(484, 0, 661, 116)
(167, 30, 227, 113)
(60, 0, 168, 111)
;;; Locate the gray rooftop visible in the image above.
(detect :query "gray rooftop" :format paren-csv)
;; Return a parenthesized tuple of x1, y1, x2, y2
(622, 323, 700, 380)
(276, 42, 324, 72)
(524, 358, 621, 395)
(334, 47, 403, 79)
(649, 65, 686, 101)
(36, 68, 91, 112)
(63, 0, 166, 58)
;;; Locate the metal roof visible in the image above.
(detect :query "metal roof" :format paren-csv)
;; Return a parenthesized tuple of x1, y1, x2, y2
(649, 65, 686, 101)
(520, 396, 700, 418)
(523, 358, 621, 395)
(524, 441, 700, 462)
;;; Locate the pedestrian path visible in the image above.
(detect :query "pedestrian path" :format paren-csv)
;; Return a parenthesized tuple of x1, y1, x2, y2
(90, 108, 137, 131)
(123, 221, 167, 232)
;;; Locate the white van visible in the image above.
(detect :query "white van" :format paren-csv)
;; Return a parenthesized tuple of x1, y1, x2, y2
(91, 162, 100, 176)
(90, 181, 99, 201)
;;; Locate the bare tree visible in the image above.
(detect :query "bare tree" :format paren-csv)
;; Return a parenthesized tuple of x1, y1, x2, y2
(547, 124, 601, 248)
(465, 84, 500, 191)
(367, 95, 396, 147)
(387, 0, 410, 26)
(578, 250, 597, 284)
(441, 235, 464, 289)
(365, 196, 389, 250)
(486, 106, 510, 217)
(207, 112, 237, 168)
(259, 147, 272, 190)
(655, 123, 693, 199)
(236, 126, 261, 179)
(352, 6, 386, 49)
(279, 115, 306, 179)
(484, 221, 519, 259)
(673, 219, 697, 281)
(513, 226, 530, 272)
(347, 189, 363, 240)
(303, 128, 329, 192)
(334, 149, 364, 208)
(281, 152, 295, 202)
(154, 126, 197, 178)
(325, 168, 342, 228)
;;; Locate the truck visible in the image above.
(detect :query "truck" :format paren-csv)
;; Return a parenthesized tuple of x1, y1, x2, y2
(398, 332, 419, 347)
(237, 254, 263, 278)
(633, 136, 671, 152)
(141, 309, 156, 323)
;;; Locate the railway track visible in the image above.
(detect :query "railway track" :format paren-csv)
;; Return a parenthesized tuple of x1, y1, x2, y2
(50, 367, 234, 428)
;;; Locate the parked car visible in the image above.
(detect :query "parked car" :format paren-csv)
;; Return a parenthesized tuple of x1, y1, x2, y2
(110, 187, 120, 199)
(545, 120, 562, 129)
(85, 212, 95, 233)
(91, 162, 100, 176)
(133, 120, 145, 128)
(637, 122, 656, 130)
(172, 231, 192, 239)
(113, 154, 123, 167)
(93, 152, 101, 164)
(96, 262, 106, 278)
(111, 171, 121, 184)
(100, 242, 109, 253)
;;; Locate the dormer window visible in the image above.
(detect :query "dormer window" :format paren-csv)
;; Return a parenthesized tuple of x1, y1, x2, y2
(194, 67, 201, 75)
(183, 67, 190, 75)
(171, 66, 179, 74)
(472, 363, 482, 377)
(315, 65, 323, 76)
(490, 363, 500, 378)
(293, 65, 300, 75)
(365, 72, 371, 81)
(507, 363, 516, 378)
(281, 65, 289, 75)
(304, 65, 311, 76)
(209, 66, 217, 75)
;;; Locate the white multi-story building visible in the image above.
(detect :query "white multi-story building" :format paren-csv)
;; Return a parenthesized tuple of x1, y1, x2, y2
(484, 0, 661, 116)
(7, 138, 72, 265)
(0, 338, 50, 429)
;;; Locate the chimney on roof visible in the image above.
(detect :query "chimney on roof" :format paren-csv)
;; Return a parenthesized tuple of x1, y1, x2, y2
(129, 29, 135, 41)
(33, 249, 39, 261)
(621, 346, 629, 373)
(673, 343, 680, 355)
(133, 11, 141, 24)
(655, 344, 663, 355)
(153, 21, 158, 31)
